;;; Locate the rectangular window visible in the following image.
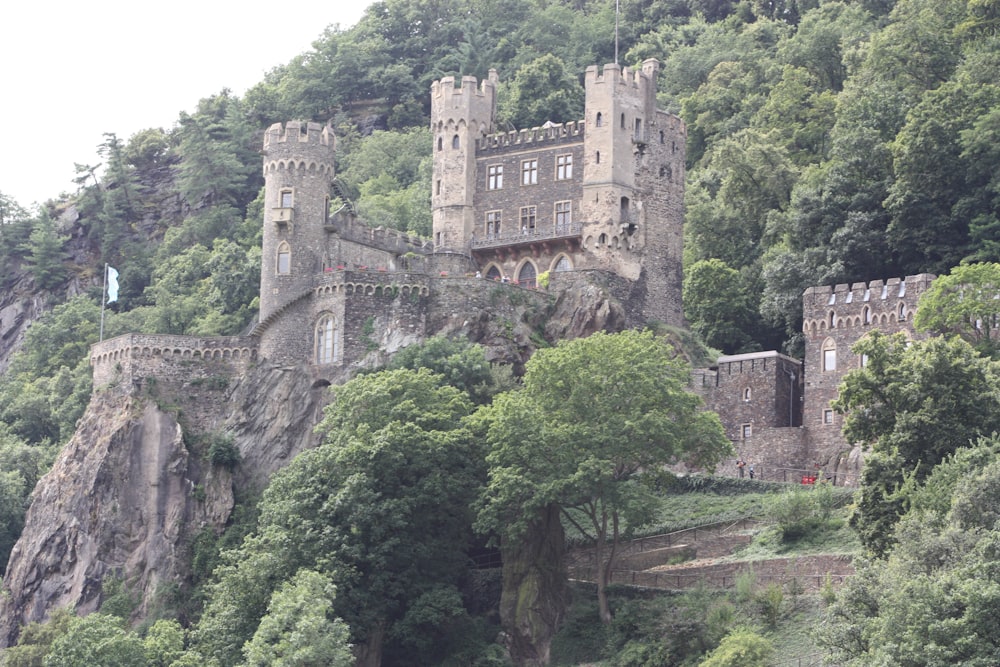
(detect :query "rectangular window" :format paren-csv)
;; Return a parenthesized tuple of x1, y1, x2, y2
(823, 348, 836, 372)
(556, 154, 573, 180)
(521, 159, 538, 186)
(823, 409, 834, 425)
(520, 206, 536, 233)
(486, 210, 501, 237)
(280, 189, 293, 208)
(555, 201, 571, 230)
(741, 423, 752, 439)
(487, 165, 503, 190)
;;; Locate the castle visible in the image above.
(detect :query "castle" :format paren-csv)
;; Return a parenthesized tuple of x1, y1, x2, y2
(88, 60, 930, 483)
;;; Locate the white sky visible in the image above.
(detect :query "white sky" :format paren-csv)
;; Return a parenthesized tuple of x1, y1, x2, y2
(0, 0, 376, 208)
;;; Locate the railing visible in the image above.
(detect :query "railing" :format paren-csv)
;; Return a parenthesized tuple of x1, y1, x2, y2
(471, 223, 583, 250)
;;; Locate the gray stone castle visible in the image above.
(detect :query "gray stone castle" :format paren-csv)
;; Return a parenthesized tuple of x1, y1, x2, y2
(88, 60, 931, 482)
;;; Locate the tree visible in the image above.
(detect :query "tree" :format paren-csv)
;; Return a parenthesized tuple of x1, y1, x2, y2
(241, 570, 352, 667)
(478, 330, 731, 623)
(497, 54, 584, 130)
(385, 334, 513, 404)
(43, 613, 147, 667)
(699, 627, 773, 666)
(195, 368, 484, 667)
(22, 213, 67, 291)
(819, 438, 1000, 665)
(913, 262, 1000, 355)
(682, 259, 759, 353)
(834, 332, 1000, 555)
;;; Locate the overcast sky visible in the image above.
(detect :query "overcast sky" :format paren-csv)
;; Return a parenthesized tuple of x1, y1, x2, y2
(1, 0, 375, 208)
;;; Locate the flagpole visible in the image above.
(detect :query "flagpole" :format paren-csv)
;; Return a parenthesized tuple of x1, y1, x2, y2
(100, 262, 107, 342)
(615, 0, 620, 65)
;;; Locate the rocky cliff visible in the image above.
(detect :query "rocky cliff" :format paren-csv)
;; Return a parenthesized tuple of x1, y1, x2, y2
(0, 278, 627, 645)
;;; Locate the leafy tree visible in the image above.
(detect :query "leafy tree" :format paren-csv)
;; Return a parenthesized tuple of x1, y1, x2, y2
(43, 613, 147, 667)
(819, 438, 1000, 665)
(241, 569, 352, 667)
(478, 330, 730, 622)
(141, 619, 186, 667)
(195, 368, 484, 666)
(834, 332, 1000, 555)
(682, 259, 758, 353)
(914, 262, 1000, 355)
(1, 607, 76, 667)
(497, 54, 584, 130)
(385, 334, 513, 404)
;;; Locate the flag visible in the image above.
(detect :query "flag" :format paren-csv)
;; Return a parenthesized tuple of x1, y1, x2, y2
(107, 265, 120, 304)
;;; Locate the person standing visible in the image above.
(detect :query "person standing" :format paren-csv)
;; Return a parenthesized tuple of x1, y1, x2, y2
(736, 459, 745, 478)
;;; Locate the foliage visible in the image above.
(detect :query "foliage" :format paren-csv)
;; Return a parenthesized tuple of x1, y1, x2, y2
(763, 482, 837, 541)
(385, 334, 513, 404)
(194, 368, 484, 666)
(819, 437, 1000, 665)
(682, 259, 759, 353)
(698, 627, 773, 666)
(914, 261, 1000, 355)
(206, 433, 240, 469)
(43, 613, 146, 667)
(834, 333, 1000, 556)
(241, 569, 352, 667)
(497, 54, 584, 130)
(478, 330, 731, 621)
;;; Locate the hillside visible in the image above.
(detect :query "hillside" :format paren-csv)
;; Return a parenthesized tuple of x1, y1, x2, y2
(2, 0, 1000, 664)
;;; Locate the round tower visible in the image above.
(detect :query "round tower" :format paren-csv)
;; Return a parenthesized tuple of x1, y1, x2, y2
(430, 70, 498, 253)
(259, 121, 336, 322)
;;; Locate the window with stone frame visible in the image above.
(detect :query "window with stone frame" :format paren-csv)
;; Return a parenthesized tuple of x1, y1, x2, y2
(741, 423, 752, 439)
(555, 201, 571, 230)
(315, 315, 338, 364)
(280, 189, 293, 208)
(521, 159, 538, 186)
(519, 206, 536, 233)
(823, 409, 834, 425)
(556, 154, 573, 180)
(486, 210, 501, 237)
(517, 261, 537, 288)
(276, 241, 291, 275)
(822, 338, 836, 372)
(487, 164, 503, 190)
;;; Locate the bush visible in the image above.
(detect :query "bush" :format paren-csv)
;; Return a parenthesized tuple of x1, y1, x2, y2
(698, 627, 773, 666)
(206, 433, 240, 469)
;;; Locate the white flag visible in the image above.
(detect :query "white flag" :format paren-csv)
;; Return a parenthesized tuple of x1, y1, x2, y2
(107, 266, 120, 303)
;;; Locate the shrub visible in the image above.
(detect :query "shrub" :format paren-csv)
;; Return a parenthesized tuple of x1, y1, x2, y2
(698, 627, 773, 666)
(207, 433, 240, 469)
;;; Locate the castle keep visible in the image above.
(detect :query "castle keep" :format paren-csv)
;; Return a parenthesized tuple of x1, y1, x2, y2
(88, 60, 931, 481)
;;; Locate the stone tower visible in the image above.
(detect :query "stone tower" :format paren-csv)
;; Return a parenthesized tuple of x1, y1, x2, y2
(430, 71, 499, 252)
(259, 121, 336, 321)
(581, 59, 686, 325)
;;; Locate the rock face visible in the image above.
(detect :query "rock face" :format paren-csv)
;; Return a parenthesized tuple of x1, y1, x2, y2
(0, 390, 233, 646)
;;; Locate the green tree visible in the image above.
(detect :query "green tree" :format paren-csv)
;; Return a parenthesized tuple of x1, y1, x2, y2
(914, 262, 1000, 355)
(142, 619, 186, 667)
(43, 613, 146, 667)
(699, 627, 773, 666)
(195, 368, 483, 667)
(497, 54, 584, 130)
(682, 259, 759, 353)
(23, 213, 67, 291)
(834, 332, 1000, 556)
(478, 330, 731, 622)
(241, 570, 352, 667)
(385, 334, 513, 404)
(1, 607, 76, 667)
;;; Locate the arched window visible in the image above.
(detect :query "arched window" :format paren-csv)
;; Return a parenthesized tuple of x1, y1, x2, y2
(552, 255, 571, 272)
(743, 387, 751, 401)
(517, 261, 537, 288)
(898, 303, 906, 320)
(863, 306, 871, 324)
(315, 315, 338, 364)
(620, 113, 626, 129)
(452, 134, 460, 149)
(595, 151, 601, 164)
(276, 241, 291, 275)
(485, 265, 502, 281)
(596, 112, 603, 127)
(660, 130, 665, 144)
(822, 338, 836, 372)
(437, 136, 443, 151)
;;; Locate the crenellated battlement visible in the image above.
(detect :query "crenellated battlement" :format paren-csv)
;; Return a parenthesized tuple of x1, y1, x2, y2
(584, 59, 659, 90)
(802, 274, 936, 333)
(263, 121, 334, 148)
(90, 334, 258, 389)
(476, 120, 585, 152)
(327, 214, 432, 256)
(430, 70, 499, 102)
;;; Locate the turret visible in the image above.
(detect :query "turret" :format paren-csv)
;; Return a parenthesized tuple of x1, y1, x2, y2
(430, 71, 498, 252)
(259, 121, 337, 322)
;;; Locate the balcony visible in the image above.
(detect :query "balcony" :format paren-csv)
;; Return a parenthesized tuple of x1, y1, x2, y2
(272, 207, 294, 225)
(471, 223, 583, 251)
